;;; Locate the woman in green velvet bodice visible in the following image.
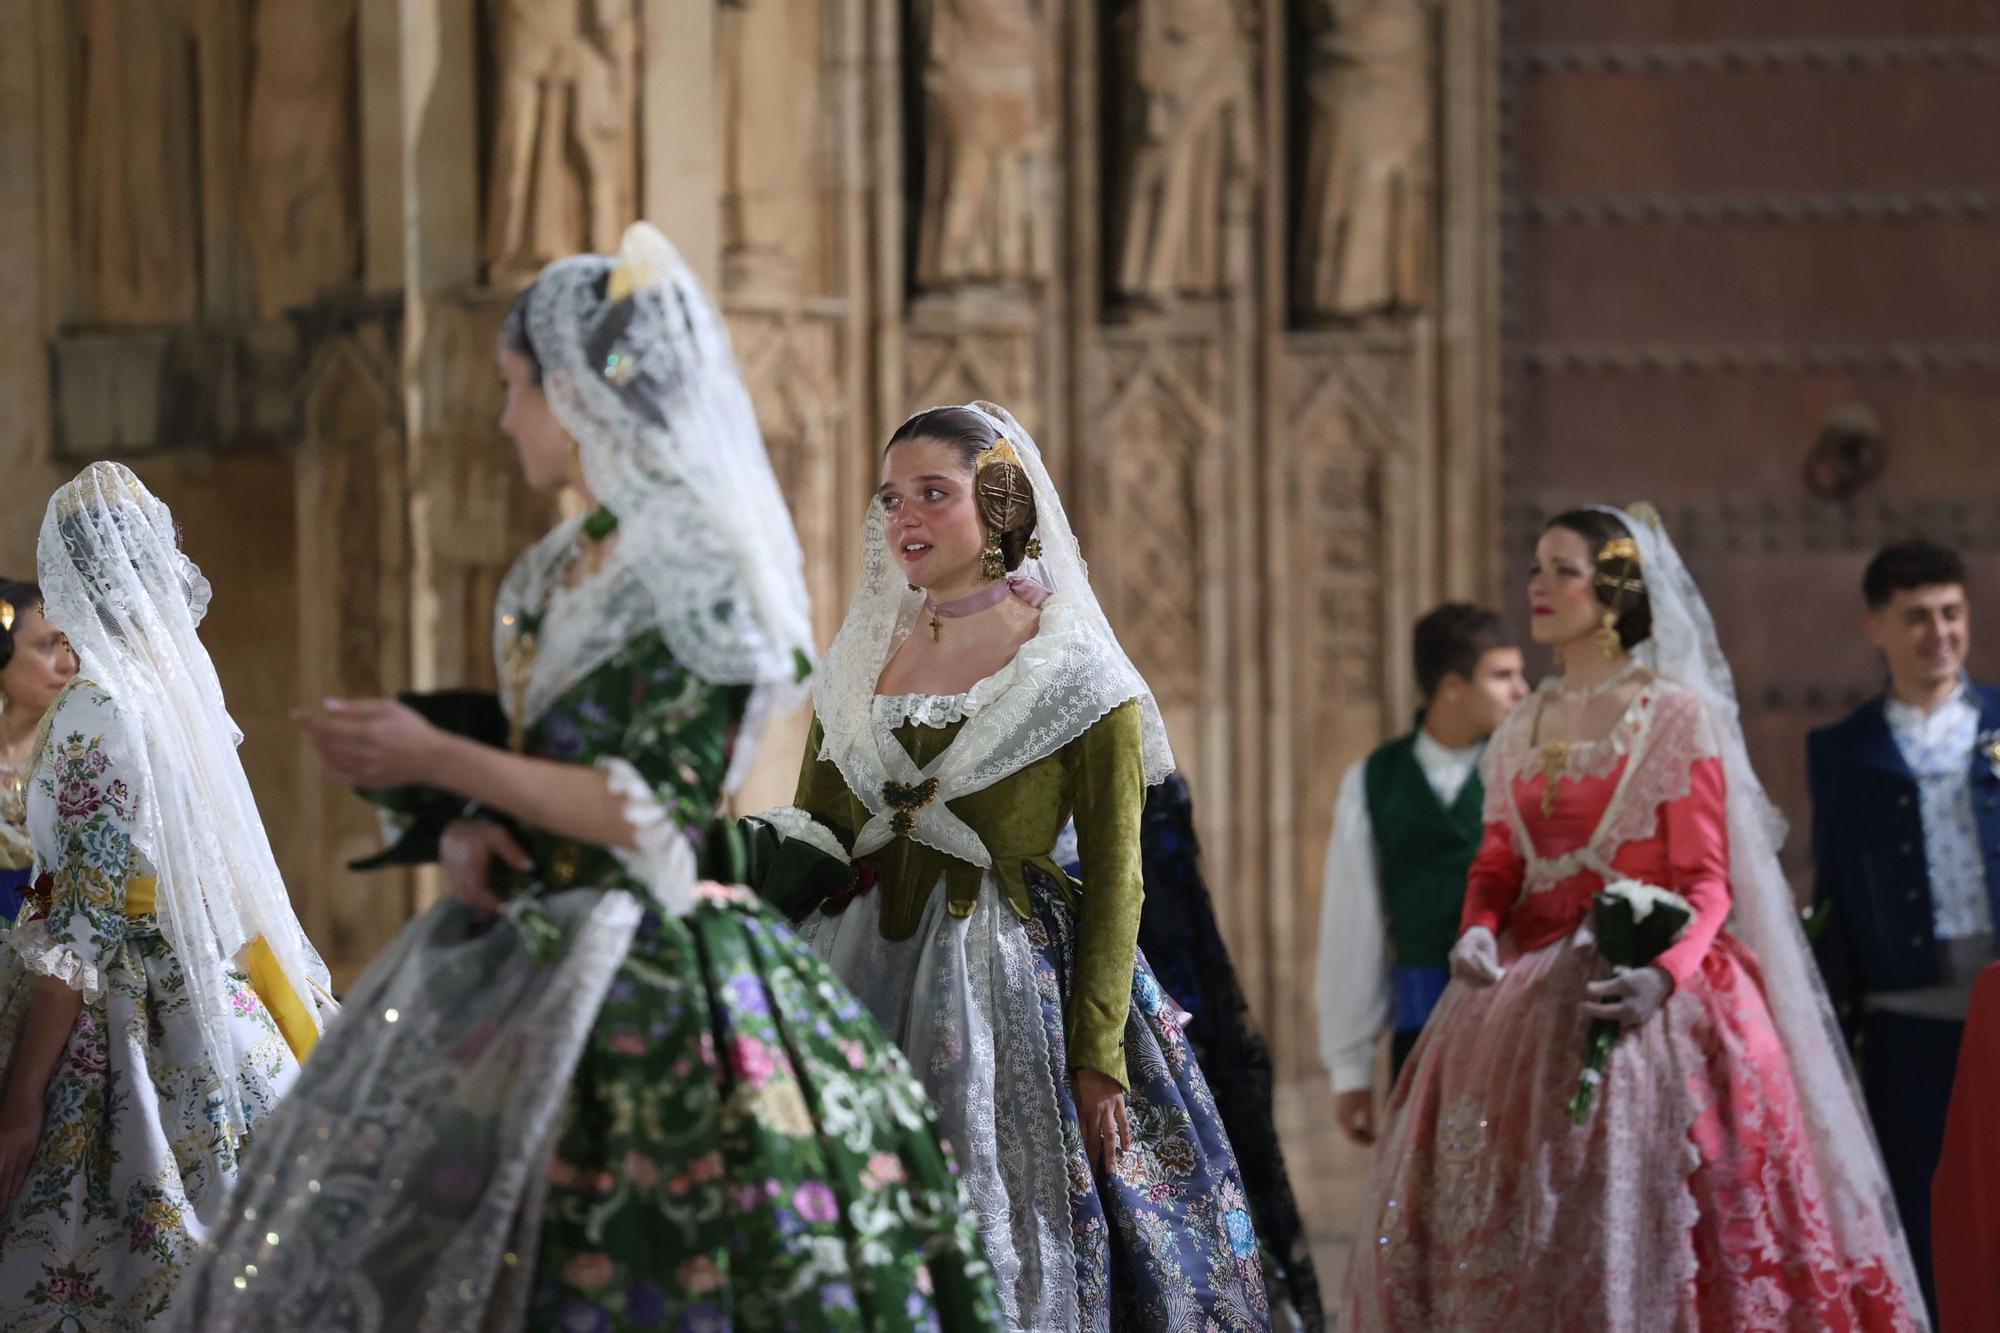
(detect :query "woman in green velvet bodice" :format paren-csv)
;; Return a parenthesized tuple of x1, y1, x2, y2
(776, 402, 1272, 1333)
(171, 226, 1001, 1333)
(794, 698, 1147, 1084)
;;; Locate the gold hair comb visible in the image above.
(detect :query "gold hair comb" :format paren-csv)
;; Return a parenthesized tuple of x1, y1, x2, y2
(979, 437, 1024, 471)
(1598, 536, 1641, 567)
(0, 599, 13, 634)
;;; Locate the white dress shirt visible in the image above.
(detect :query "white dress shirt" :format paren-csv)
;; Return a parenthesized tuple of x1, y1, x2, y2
(1316, 728, 1484, 1095)
(1885, 682, 1994, 941)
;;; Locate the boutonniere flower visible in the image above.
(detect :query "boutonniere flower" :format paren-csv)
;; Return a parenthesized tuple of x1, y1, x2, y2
(1979, 729, 2000, 778)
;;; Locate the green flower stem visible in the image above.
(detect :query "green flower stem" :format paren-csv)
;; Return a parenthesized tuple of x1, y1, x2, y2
(1567, 1017, 1621, 1124)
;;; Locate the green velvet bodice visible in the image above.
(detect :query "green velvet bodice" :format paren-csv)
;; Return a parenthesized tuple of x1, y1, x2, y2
(794, 698, 1147, 1086)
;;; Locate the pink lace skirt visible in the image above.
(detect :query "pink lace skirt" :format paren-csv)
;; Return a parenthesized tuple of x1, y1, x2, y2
(1342, 927, 1918, 1332)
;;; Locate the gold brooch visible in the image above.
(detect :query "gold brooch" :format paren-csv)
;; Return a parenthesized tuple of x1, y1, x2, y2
(883, 778, 940, 838)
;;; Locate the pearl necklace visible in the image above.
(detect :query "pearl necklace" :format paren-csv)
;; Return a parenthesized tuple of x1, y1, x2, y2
(1551, 660, 1642, 702)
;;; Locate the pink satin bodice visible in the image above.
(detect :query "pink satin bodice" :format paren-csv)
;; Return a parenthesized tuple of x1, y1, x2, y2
(1458, 754, 1731, 985)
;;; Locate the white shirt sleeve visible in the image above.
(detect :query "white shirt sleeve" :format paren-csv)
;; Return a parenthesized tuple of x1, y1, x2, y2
(1316, 759, 1388, 1096)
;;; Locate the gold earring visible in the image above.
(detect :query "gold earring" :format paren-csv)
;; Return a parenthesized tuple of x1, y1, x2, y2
(980, 533, 1007, 582)
(1595, 611, 1623, 660)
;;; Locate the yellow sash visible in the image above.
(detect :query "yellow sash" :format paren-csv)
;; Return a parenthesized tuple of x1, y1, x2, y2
(125, 876, 320, 1063)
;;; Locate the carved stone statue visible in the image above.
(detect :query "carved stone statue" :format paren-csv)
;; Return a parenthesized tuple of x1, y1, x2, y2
(913, 0, 1049, 289)
(73, 0, 202, 323)
(1295, 0, 1432, 316)
(1112, 0, 1255, 302)
(484, 0, 639, 276)
(244, 0, 359, 316)
(719, 0, 821, 295)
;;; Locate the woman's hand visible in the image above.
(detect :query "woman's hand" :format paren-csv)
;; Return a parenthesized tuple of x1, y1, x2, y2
(695, 881, 755, 905)
(1072, 1067, 1132, 1176)
(1582, 965, 1672, 1028)
(1336, 1088, 1377, 1146)
(294, 698, 447, 790)
(440, 820, 533, 916)
(0, 1095, 43, 1215)
(1449, 925, 1505, 987)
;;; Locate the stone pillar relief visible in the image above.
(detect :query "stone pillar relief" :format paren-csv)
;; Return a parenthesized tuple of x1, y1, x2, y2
(243, 0, 360, 316)
(912, 0, 1051, 290)
(1111, 0, 1256, 303)
(72, 0, 204, 323)
(1294, 0, 1433, 318)
(483, 0, 641, 277)
(718, 0, 824, 297)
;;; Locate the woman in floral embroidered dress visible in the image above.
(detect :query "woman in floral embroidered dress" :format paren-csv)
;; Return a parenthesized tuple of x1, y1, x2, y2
(768, 402, 1270, 1332)
(1342, 506, 1926, 1331)
(0, 463, 335, 1332)
(173, 225, 1000, 1333)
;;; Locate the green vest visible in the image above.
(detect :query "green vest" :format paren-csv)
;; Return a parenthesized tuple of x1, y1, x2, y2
(1363, 730, 1486, 970)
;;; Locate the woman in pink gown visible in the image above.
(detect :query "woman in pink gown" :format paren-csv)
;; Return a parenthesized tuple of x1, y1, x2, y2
(1343, 505, 1926, 1332)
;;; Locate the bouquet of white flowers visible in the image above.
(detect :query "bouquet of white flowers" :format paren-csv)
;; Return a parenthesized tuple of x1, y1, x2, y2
(1568, 878, 1694, 1124)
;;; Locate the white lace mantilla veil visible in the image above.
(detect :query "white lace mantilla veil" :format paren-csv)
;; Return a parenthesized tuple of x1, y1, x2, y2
(809, 400, 1174, 867)
(35, 462, 334, 1134)
(521, 222, 815, 791)
(1593, 502, 1926, 1313)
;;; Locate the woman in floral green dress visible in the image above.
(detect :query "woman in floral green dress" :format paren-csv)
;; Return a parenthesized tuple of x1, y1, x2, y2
(172, 225, 1000, 1333)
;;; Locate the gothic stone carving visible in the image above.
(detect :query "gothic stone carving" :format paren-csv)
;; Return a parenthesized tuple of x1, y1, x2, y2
(1295, 0, 1433, 317)
(1111, 0, 1256, 301)
(912, 0, 1050, 289)
(244, 0, 360, 316)
(484, 0, 640, 276)
(719, 0, 824, 295)
(1086, 332, 1229, 707)
(903, 328, 1040, 434)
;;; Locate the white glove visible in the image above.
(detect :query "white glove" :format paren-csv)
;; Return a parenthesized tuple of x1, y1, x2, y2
(1448, 925, 1505, 987)
(1582, 965, 1672, 1027)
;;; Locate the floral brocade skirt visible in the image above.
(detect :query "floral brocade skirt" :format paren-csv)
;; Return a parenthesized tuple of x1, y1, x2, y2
(529, 898, 1003, 1331)
(799, 870, 1271, 1333)
(1343, 926, 1920, 1333)
(171, 889, 1001, 1333)
(0, 923, 298, 1332)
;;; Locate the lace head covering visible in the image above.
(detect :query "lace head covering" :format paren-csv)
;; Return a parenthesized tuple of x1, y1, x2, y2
(520, 222, 815, 788)
(811, 401, 1173, 867)
(1590, 502, 1925, 1305)
(37, 462, 333, 1132)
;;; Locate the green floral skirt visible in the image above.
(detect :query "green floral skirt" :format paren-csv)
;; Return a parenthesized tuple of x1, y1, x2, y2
(530, 897, 1004, 1331)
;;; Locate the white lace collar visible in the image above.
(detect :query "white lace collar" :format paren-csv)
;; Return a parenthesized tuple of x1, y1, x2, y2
(874, 692, 977, 729)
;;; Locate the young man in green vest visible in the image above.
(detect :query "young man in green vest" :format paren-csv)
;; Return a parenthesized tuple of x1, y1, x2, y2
(1316, 603, 1528, 1145)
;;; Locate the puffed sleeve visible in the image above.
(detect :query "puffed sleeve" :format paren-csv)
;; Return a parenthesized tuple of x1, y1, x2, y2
(1649, 756, 1732, 986)
(1065, 700, 1148, 1089)
(14, 684, 141, 999)
(592, 637, 750, 916)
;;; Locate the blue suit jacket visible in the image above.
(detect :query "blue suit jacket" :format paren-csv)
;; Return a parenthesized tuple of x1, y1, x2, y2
(1808, 683, 2000, 1035)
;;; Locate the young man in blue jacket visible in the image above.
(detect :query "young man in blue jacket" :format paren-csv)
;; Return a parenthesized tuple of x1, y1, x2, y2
(1811, 538, 1998, 1317)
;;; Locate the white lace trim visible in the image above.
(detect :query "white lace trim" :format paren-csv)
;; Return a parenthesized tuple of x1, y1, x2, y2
(522, 227, 816, 764)
(1490, 678, 1656, 796)
(873, 691, 978, 729)
(5, 919, 108, 1002)
(811, 401, 1174, 865)
(1490, 682, 1722, 897)
(599, 757, 699, 918)
(754, 804, 851, 862)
